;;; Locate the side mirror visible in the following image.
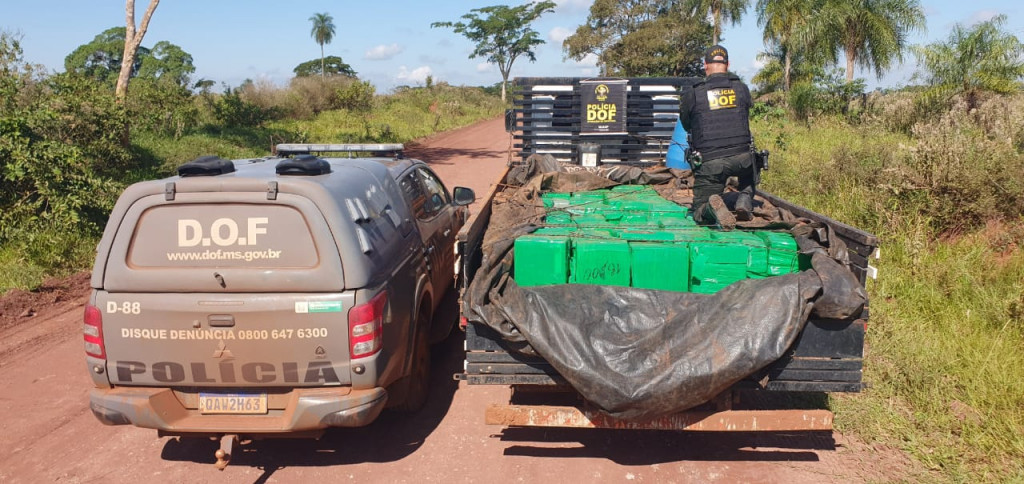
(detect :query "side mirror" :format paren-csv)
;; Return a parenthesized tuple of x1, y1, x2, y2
(504, 109, 516, 132)
(452, 186, 476, 206)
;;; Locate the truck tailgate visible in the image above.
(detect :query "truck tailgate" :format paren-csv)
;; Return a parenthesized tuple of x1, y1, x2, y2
(97, 291, 355, 387)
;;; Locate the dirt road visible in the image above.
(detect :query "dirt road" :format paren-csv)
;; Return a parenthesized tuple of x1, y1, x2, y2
(0, 117, 914, 483)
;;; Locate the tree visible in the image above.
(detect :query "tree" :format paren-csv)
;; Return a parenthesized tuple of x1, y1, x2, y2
(751, 40, 820, 94)
(293, 56, 357, 78)
(116, 0, 160, 100)
(432, 1, 557, 101)
(136, 41, 195, 87)
(309, 13, 336, 80)
(757, 0, 817, 91)
(683, 0, 748, 45)
(65, 28, 193, 88)
(65, 27, 146, 85)
(805, 0, 925, 83)
(912, 14, 1024, 111)
(564, 0, 712, 77)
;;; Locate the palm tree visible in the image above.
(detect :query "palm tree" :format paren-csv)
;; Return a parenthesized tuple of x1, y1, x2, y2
(684, 0, 749, 45)
(757, 0, 816, 91)
(309, 12, 336, 80)
(913, 14, 1024, 111)
(806, 0, 925, 83)
(752, 40, 820, 93)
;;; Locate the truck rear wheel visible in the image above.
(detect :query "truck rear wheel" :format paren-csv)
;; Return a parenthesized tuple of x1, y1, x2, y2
(393, 305, 431, 412)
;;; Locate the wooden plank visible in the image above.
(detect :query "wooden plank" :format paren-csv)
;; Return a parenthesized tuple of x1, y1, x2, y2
(463, 374, 564, 385)
(766, 381, 864, 392)
(485, 405, 834, 431)
(771, 358, 863, 371)
(467, 362, 557, 375)
(769, 369, 862, 382)
(465, 351, 548, 364)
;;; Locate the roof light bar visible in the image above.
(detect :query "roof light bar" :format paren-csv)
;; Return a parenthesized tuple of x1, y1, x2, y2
(275, 143, 404, 156)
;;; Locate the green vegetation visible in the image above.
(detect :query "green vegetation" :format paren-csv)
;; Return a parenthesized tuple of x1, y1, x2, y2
(913, 15, 1024, 111)
(432, 1, 556, 101)
(563, 0, 712, 77)
(752, 88, 1024, 480)
(0, 30, 504, 292)
(293, 56, 357, 78)
(806, 0, 926, 83)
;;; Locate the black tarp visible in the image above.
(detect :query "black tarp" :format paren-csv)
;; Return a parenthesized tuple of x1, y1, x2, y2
(464, 158, 867, 420)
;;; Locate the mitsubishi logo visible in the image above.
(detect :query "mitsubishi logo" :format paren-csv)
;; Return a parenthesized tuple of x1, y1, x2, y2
(212, 340, 234, 359)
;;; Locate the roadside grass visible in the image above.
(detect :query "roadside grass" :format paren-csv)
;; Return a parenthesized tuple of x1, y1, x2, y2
(837, 234, 1024, 481)
(0, 226, 98, 291)
(269, 85, 505, 145)
(0, 247, 48, 292)
(132, 129, 287, 176)
(754, 117, 1024, 481)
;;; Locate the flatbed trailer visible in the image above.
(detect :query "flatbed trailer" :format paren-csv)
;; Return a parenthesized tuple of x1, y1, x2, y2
(454, 77, 879, 431)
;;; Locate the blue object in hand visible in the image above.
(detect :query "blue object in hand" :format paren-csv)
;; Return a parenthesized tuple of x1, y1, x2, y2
(666, 119, 690, 169)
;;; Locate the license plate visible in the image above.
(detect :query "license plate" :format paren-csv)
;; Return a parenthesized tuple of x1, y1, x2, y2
(198, 393, 268, 415)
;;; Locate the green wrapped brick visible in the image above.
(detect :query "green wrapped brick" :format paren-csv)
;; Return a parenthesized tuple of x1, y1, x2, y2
(571, 238, 631, 286)
(689, 237, 751, 294)
(619, 229, 676, 242)
(756, 231, 803, 275)
(712, 231, 769, 276)
(572, 212, 609, 226)
(542, 192, 572, 208)
(619, 212, 651, 226)
(534, 227, 576, 236)
(656, 211, 695, 227)
(514, 235, 571, 287)
(631, 242, 690, 291)
(545, 211, 572, 225)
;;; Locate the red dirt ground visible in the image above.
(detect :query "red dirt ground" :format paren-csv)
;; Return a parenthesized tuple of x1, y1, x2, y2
(0, 117, 923, 483)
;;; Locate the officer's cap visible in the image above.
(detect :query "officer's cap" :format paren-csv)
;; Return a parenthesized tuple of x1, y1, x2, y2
(704, 45, 729, 65)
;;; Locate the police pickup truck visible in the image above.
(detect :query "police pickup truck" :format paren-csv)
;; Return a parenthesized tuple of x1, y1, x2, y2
(84, 144, 474, 468)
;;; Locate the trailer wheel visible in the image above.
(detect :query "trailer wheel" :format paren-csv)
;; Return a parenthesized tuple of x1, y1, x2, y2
(393, 305, 431, 412)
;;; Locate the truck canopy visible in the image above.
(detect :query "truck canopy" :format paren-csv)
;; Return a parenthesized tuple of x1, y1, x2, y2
(92, 157, 416, 293)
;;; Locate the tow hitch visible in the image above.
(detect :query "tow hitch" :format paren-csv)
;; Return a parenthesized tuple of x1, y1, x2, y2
(214, 434, 240, 470)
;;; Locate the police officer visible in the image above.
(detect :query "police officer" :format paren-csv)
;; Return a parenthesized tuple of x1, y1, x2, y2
(679, 44, 755, 228)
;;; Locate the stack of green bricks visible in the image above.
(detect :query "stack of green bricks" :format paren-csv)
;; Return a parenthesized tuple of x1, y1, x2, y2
(513, 186, 810, 294)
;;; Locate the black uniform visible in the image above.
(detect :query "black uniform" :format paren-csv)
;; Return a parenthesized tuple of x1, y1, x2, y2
(679, 72, 754, 224)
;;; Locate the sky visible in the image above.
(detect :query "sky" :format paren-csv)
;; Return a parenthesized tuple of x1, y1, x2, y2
(2, 0, 1022, 93)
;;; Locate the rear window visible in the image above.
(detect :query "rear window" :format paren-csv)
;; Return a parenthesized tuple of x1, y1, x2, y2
(127, 204, 319, 268)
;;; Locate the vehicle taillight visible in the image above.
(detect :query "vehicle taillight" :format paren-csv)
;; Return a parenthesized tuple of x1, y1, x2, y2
(348, 291, 386, 359)
(84, 304, 105, 359)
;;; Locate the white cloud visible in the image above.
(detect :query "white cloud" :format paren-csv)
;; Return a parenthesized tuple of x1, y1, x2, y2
(553, 0, 592, 14)
(476, 62, 494, 73)
(549, 26, 571, 43)
(365, 43, 403, 61)
(396, 65, 433, 85)
(968, 10, 1001, 25)
(752, 57, 766, 70)
(574, 53, 598, 67)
